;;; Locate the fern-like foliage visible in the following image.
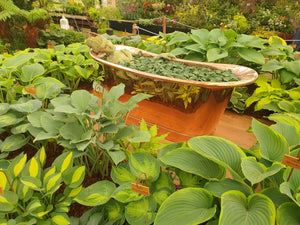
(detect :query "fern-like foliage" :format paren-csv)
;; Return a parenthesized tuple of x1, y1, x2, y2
(0, 0, 50, 24)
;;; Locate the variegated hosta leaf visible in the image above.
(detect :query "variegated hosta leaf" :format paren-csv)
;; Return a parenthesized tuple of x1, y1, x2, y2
(10, 153, 27, 177)
(204, 178, 253, 198)
(111, 183, 143, 203)
(241, 157, 284, 185)
(62, 166, 85, 189)
(51, 213, 70, 225)
(10, 99, 42, 113)
(0, 112, 25, 128)
(276, 202, 300, 225)
(129, 153, 160, 182)
(125, 196, 157, 225)
(188, 136, 246, 181)
(111, 164, 137, 185)
(252, 119, 289, 162)
(0, 190, 18, 212)
(52, 152, 73, 174)
(154, 188, 216, 225)
(35, 147, 46, 167)
(75, 180, 116, 206)
(280, 182, 300, 207)
(0, 134, 30, 152)
(158, 146, 226, 181)
(44, 173, 62, 193)
(20, 176, 42, 190)
(219, 191, 276, 225)
(0, 103, 9, 115)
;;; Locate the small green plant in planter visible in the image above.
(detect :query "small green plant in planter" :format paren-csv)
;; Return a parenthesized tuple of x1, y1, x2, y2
(88, 6, 122, 35)
(0, 148, 86, 224)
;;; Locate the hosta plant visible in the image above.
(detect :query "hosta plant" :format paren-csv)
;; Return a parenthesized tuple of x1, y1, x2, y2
(0, 148, 85, 224)
(153, 112, 300, 225)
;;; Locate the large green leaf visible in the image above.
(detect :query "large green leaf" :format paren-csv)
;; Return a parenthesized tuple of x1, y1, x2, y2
(219, 191, 276, 225)
(237, 48, 265, 65)
(261, 187, 292, 209)
(262, 59, 284, 72)
(129, 153, 160, 182)
(191, 29, 209, 45)
(59, 123, 85, 141)
(154, 188, 216, 225)
(241, 157, 284, 185)
(271, 122, 300, 146)
(71, 90, 94, 113)
(10, 99, 42, 113)
(188, 136, 246, 181)
(0, 103, 9, 115)
(158, 147, 225, 180)
(112, 183, 143, 203)
(0, 134, 30, 152)
(276, 202, 300, 225)
(204, 178, 253, 198)
(75, 180, 116, 206)
(166, 32, 190, 46)
(0, 112, 25, 128)
(252, 119, 289, 162)
(207, 48, 228, 62)
(3, 53, 37, 68)
(125, 196, 157, 225)
(20, 63, 45, 82)
(34, 77, 65, 88)
(111, 164, 140, 185)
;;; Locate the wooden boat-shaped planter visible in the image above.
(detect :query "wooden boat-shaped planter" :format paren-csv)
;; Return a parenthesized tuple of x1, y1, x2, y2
(90, 45, 258, 142)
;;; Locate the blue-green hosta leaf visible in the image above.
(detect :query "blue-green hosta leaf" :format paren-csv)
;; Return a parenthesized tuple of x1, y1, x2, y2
(219, 191, 276, 225)
(261, 187, 292, 209)
(252, 119, 289, 162)
(261, 49, 286, 57)
(271, 122, 300, 146)
(0, 103, 9, 115)
(20, 63, 45, 82)
(276, 202, 300, 225)
(111, 164, 137, 185)
(75, 180, 116, 206)
(33, 131, 58, 142)
(59, 123, 85, 141)
(154, 188, 216, 225)
(125, 196, 157, 225)
(71, 90, 94, 113)
(241, 157, 284, 185)
(188, 136, 246, 181)
(40, 113, 64, 134)
(107, 149, 126, 166)
(0, 190, 18, 212)
(158, 147, 225, 181)
(237, 48, 265, 65)
(3, 53, 37, 68)
(36, 83, 61, 100)
(27, 111, 47, 128)
(191, 29, 210, 45)
(0, 134, 30, 152)
(0, 112, 25, 128)
(129, 153, 160, 182)
(112, 183, 143, 203)
(10, 99, 42, 113)
(204, 178, 253, 198)
(207, 48, 228, 62)
(166, 32, 190, 46)
(51, 96, 78, 114)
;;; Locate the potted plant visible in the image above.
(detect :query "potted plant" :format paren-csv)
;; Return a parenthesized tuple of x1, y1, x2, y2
(87, 35, 258, 142)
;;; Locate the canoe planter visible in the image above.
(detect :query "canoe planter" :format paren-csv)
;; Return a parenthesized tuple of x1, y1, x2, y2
(89, 45, 258, 142)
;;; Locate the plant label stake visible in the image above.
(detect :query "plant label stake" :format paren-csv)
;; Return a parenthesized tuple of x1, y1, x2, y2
(282, 150, 300, 181)
(131, 172, 150, 196)
(25, 87, 37, 95)
(92, 82, 104, 99)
